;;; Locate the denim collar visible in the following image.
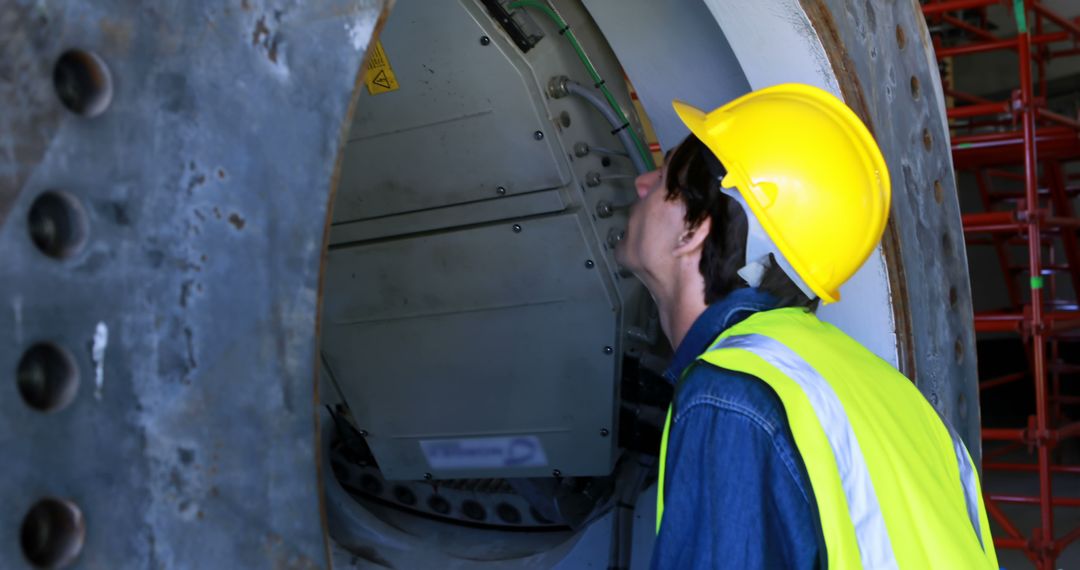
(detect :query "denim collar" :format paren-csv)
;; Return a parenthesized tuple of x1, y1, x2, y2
(663, 287, 780, 383)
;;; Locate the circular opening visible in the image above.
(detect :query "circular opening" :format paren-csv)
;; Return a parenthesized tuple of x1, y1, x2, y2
(896, 24, 907, 49)
(393, 486, 416, 506)
(955, 338, 964, 364)
(496, 503, 521, 524)
(949, 286, 958, 308)
(461, 500, 486, 521)
(559, 111, 571, 128)
(20, 498, 85, 569)
(27, 191, 88, 260)
(428, 495, 451, 515)
(360, 473, 383, 495)
(910, 76, 920, 100)
(922, 128, 933, 151)
(17, 343, 79, 413)
(53, 50, 113, 117)
(934, 180, 944, 204)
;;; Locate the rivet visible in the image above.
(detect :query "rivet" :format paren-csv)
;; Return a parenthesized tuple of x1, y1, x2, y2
(552, 469, 561, 478)
(512, 224, 522, 233)
(603, 346, 613, 355)
(600, 428, 610, 437)
(358, 429, 369, 437)
(480, 36, 491, 46)
(585, 260, 595, 269)
(497, 186, 507, 195)
(534, 130, 544, 140)
(424, 472, 433, 481)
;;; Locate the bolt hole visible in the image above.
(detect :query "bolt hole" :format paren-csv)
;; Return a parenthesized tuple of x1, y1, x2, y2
(53, 50, 113, 117)
(428, 495, 451, 515)
(910, 76, 921, 100)
(601, 156, 612, 168)
(462, 500, 486, 521)
(20, 498, 85, 569)
(942, 232, 952, 256)
(923, 128, 933, 151)
(559, 111, 571, 128)
(949, 286, 958, 308)
(393, 486, 416, 506)
(955, 338, 964, 364)
(360, 474, 382, 495)
(17, 343, 79, 413)
(28, 191, 88, 260)
(934, 180, 944, 204)
(958, 392, 968, 419)
(896, 24, 907, 49)
(496, 503, 522, 524)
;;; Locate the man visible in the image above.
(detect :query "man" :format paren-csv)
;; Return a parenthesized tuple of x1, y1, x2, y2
(615, 84, 998, 569)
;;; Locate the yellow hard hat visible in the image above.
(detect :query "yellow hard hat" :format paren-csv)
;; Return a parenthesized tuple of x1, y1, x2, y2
(672, 83, 891, 304)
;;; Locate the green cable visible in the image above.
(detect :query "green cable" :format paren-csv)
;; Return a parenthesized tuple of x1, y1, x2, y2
(507, 0, 656, 170)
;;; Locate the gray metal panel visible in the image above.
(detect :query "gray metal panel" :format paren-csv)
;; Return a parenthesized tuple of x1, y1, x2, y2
(581, 0, 752, 151)
(334, 0, 570, 223)
(329, 188, 566, 245)
(322, 214, 618, 479)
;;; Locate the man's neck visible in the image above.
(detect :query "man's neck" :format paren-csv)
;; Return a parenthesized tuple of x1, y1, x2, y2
(657, 277, 708, 350)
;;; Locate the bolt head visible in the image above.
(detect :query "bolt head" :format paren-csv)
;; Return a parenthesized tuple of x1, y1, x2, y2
(480, 35, 491, 46)
(534, 130, 544, 140)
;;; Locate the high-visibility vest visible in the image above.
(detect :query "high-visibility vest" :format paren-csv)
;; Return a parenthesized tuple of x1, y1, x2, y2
(656, 308, 998, 569)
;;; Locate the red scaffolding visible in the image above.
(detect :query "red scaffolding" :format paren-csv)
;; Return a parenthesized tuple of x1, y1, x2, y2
(922, 1, 1080, 568)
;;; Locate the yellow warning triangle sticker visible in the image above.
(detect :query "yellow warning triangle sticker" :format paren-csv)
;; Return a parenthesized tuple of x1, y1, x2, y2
(364, 40, 400, 95)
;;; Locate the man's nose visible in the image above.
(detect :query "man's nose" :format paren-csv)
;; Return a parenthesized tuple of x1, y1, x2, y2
(634, 169, 660, 199)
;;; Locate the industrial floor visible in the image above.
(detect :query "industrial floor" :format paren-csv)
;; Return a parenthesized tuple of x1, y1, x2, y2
(984, 444, 1080, 570)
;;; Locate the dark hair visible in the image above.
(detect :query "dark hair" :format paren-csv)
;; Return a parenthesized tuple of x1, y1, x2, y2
(664, 134, 818, 311)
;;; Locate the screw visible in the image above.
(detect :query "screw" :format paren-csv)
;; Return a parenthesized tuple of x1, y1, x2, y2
(497, 186, 507, 195)
(424, 472, 433, 481)
(552, 469, 562, 478)
(600, 428, 610, 437)
(358, 429, 369, 437)
(607, 228, 625, 248)
(512, 224, 522, 233)
(585, 260, 595, 269)
(585, 172, 602, 187)
(603, 346, 613, 355)
(480, 35, 491, 46)
(534, 130, 544, 140)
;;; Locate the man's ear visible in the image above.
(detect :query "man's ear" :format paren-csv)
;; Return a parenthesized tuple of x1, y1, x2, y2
(675, 216, 711, 257)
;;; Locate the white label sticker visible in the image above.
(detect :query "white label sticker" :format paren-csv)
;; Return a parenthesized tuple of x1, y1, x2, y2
(420, 436, 549, 470)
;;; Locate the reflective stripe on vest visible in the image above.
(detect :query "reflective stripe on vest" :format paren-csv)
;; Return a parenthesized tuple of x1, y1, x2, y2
(656, 310, 996, 569)
(718, 334, 899, 569)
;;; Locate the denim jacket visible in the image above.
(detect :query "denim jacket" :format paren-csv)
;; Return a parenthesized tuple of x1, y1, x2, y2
(650, 288, 825, 569)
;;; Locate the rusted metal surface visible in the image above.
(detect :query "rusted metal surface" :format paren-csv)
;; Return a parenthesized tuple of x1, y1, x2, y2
(0, 0, 389, 567)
